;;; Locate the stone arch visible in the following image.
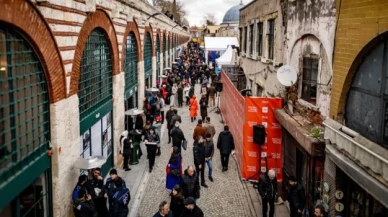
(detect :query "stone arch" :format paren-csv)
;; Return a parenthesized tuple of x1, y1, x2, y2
(70, 9, 119, 95)
(334, 31, 388, 120)
(0, 0, 66, 103)
(144, 26, 155, 57)
(122, 21, 142, 71)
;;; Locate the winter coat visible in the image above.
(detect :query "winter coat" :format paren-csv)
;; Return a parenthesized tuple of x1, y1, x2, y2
(180, 169, 200, 199)
(189, 96, 198, 118)
(73, 198, 96, 217)
(189, 87, 195, 98)
(166, 110, 175, 129)
(87, 178, 104, 199)
(166, 156, 182, 190)
(170, 127, 186, 148)
(217, 130, 235, 154)
(111, 186, 130, 217)
(287, 183, 306, 211)
(193, 141, 206, 165)
(72, 184, 87, 203)
(204, 140, 214, 158)
(193, 124, 206, 140)
(170, 193, 185, 217)
(153, 210, 173, 217)
(199, 98, 208, 118)
(105, 177, 127, 208)
(120, 136, 132, 157)
(170, 114, 182, 128)
(177, 87, 183, 101)
(179, 206, 204, 217)
(203, 123, 216, 138)
(258, 173, 277, 200)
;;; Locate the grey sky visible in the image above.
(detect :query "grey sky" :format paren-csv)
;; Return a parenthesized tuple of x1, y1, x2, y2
(147, 0, 250, 26)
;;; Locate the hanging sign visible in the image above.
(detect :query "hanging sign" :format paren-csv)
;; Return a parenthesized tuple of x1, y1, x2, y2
(335, 190, 344, 199)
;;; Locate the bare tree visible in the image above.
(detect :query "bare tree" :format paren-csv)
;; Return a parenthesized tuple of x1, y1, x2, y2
(153, 0, 187, 24)
(203, 13, 218, 25)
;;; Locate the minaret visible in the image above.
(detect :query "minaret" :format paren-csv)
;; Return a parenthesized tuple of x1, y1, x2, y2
(172, 0, 177, 21)
(240, 0, 243, 5)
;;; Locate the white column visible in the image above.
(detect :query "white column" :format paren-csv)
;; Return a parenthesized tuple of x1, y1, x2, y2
(152, 56, 156, 88)
(159, 52, 164, 83)
(138, 62, 145, 109)
(112, 71, 125, 162)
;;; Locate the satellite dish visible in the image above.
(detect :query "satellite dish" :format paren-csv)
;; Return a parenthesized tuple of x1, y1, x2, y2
(277, 65, 297, 87)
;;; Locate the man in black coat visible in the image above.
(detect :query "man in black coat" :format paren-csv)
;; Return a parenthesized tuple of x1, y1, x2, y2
(193, 136, 207, 188)
(180, 197, 204, 217)
(73, 188, 96, 217)
(217, 125, 235, 172)
(287, 176, 306, 217)
(180, 166, 200, 199)
(204, 133, 215, 182)
(87, 168, 108, 217)
(259, 169, 278, 217)
(166, 106, 175, 143)
(170, 122, 186, 153)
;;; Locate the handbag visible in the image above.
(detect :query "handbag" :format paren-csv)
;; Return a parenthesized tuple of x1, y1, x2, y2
(181, 140, 187, 150)
(170, 168, 180, 177)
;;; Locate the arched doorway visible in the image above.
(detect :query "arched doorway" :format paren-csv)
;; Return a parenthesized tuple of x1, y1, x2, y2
(0, 27, 52, 216)
(124, 31, 139, 130)
(144, 32, 152, 89)
(78, 28, 114, 174)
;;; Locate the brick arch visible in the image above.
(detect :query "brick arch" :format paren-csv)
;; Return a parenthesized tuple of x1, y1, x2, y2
(70, 9, 119, 96)
(331, 32, 388, 120)
(122, 21, 142, 71)
(0, 0, 66, 103)
(156, 29, 162, 53)
(144, 26, 155, 57)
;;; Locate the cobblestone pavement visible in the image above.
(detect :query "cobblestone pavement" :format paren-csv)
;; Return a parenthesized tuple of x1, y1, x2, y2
(136, 84, 254, 217)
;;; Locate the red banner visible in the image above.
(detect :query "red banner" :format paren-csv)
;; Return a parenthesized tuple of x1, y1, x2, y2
(242, 97, 283, 182)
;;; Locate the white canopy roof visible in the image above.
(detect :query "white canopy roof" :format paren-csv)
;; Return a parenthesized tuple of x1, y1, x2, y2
(216, 45, 234, 65)
(204, 37, 239, 51)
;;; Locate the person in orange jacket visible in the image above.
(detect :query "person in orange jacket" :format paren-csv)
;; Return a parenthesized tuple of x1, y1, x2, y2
(189, 95, 198, 123)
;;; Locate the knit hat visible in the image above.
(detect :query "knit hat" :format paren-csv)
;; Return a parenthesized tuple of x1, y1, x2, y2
(109, 169, 117, 175)
(183, 197, 196, 205)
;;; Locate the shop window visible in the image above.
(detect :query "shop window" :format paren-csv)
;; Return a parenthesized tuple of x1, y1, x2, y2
(249, 24, 254, 55)
(302, 57, 318, 104)
(267, 19, 275, 60)
(144, 32, 152, 87)
(257, 22, 263, 56)
(78, 28, 113, 121)
(244, 26, 248, 53)
(124, 32, 138, 91)
(346, 39, 388, 147)
(0, 28, 50, 184)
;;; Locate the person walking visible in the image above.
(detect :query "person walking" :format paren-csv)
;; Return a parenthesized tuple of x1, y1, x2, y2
(73, 188, 96, 217)
(189, 95, 198, 123)
(177, 83, 183, 107)
(217, 125, 235, 172)
(170, 83, 177, 106)
(193, 136, 208, 188)
(105, 169, 126, 217)
(184, 83, 190, 106)
(119, 131, 132, 171)
(153, 201, 173, 217)
(169, 185, 185, 217)
(204, 134, 215, 182)
(180, 165, 200, 199)
(144, 127, 160, 173)
(208, 84, 216, 107)
(166, 147, 182, 190)
(111, 178, 130, 217)
(166, 106, 175, 144)
(193, 119, 206, 141)
(259, 169, 278, 217)
(203, 117, 216, 140)
(180, 197, 204, 217)
(158, 95, 166, 124)
(287, 176, 306, 217)
(199, 95, 208, 122)
(170, 122, 186, 153)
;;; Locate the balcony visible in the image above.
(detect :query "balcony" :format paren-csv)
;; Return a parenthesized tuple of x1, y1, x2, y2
(323, 118, 388, 185)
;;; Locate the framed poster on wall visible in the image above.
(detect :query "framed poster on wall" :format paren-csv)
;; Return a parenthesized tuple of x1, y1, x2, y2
(91, 121, 102, 156)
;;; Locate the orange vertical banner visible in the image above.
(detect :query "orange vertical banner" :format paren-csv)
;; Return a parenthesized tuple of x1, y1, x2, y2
(243, 97, 283, 182)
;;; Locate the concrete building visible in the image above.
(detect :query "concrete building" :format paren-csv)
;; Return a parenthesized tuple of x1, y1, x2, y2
(323, 0, 388, 216)
(216, 2, 243, 37)
(203, 25, 220, 37)
(189, 26, 206, 40)
(0, 0, 189, 216)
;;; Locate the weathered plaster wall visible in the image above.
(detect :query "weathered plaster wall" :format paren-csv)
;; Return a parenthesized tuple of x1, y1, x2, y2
(112, 72, 125, 164)
(285, 0, 336, 117)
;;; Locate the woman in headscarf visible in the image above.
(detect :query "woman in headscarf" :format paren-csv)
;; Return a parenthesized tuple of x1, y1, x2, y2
(199, 95, 208, 123)
(169, 184, 184, 217)
(166, 147, 182, 190)
(189, 95, 198, 123)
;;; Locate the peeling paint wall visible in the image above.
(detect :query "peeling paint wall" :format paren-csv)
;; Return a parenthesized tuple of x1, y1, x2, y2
(285, 0, 336, 117)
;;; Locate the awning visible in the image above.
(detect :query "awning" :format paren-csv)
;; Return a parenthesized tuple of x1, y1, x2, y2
(216, 45, 234, 66)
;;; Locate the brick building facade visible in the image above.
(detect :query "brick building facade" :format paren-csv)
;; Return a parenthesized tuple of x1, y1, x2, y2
(0, 0, 189, 216)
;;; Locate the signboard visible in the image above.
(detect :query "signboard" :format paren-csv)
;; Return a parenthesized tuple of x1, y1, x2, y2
(242, 97, 283, 181)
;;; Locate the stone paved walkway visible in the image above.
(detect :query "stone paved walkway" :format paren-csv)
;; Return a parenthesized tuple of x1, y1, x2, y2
(136, 84, 254, 217)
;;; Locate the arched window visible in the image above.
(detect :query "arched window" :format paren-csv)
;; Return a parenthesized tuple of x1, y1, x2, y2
(163, 35, 166, 71)
(346, 38, 388, 147)
(78, 28, 113, 120)
(143, 32, 152, 85)
(125, 32, 138, 90)
(156, 35, 160, 82)
(0, 27, 50, 193)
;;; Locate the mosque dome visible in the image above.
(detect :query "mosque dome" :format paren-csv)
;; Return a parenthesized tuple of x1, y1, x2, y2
(221, 2, 244, 24)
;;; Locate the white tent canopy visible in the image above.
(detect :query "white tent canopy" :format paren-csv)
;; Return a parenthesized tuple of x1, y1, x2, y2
(216, 45, 234, 66)
(204, 37, 239, 63)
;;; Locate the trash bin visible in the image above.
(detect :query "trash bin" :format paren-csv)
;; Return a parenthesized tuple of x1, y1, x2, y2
(130, 140, 140, 165)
